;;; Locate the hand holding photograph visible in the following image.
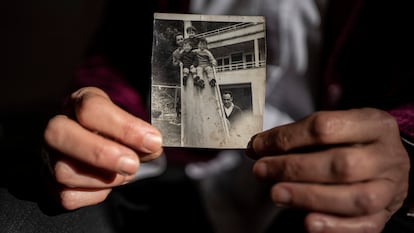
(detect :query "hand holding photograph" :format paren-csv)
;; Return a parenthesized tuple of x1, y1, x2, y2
(151, 13, 266, 149)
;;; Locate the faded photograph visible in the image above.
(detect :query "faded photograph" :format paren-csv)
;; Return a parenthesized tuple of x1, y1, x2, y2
(151, 13, 266, 149)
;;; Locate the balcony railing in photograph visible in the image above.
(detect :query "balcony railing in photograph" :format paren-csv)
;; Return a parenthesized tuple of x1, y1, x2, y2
(195, 22, 259, 39)
(216, 60, 266, 72)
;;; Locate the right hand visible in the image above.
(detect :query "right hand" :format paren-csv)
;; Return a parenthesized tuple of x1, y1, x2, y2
(246, 108, 410, 233)
(43, 87, 163, 210)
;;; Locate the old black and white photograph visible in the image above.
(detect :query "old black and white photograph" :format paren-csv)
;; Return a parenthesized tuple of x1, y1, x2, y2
(151, 13, 266, 149)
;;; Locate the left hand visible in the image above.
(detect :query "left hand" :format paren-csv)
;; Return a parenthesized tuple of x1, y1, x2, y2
(43, 87, 163, 210)
(246, 108, 410, 233)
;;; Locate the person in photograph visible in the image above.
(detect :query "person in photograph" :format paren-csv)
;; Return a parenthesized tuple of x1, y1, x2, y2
(178, 39, 203, 87)
(194, 37, 218, 87)
(171, 32, 184, 121)
(186, 25, 200, 49)
(172, 32, 184, 67)
(222, 90, 243, 127)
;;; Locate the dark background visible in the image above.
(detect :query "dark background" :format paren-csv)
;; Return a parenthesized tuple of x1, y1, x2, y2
(0, 0, 107, 192)
(1, 0, 106, 114)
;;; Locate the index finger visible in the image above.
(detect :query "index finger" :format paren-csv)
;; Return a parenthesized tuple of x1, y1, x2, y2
(246, 108, 398, 159)
(72, 87, 163, 157)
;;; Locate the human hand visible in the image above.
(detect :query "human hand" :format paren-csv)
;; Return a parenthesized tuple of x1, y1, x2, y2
(246, 108, 410, 233)
(43, 87, 163, 210)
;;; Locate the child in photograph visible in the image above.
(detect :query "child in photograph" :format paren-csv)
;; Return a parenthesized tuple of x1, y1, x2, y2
(185, 25, 200, 49)
(194, 37, 217, 87)
(179, 39, 204, 88)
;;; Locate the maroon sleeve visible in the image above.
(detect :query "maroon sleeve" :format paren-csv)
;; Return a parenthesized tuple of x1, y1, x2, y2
(389, 104, 414, 142)
(74, 55, 149, 121)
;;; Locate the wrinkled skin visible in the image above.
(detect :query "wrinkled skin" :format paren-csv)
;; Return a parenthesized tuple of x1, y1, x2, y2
(43, 87, 163, 210)
(247, 108, 410, 233)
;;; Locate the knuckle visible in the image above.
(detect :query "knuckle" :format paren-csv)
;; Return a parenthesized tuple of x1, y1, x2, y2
(283, 157, 305, 179)
(309, 112, 336, 143)
(91, 143, 124, 169)
(377, 111, 398, 132)
(92, 143, 114, 165)
(74, 94, 102, 125)
(331, 151, 358, 182)
(364, 108, 399, 134)
(121, 120, 140, 142)
(356, 189, 383, 214)
(270, 130, 291, 152)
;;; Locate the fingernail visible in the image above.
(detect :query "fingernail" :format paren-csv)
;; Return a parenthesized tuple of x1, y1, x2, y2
(309, 220, 324, 233)
(142, 133, 163, 153)
(118, 157, 138, 175)
(274, 187, 291, 204)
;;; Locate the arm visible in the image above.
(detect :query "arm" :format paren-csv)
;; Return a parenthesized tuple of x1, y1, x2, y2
(206, 50, 217, 66)
(172, 48, 183, 67)
(192, 51, 199, 67)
